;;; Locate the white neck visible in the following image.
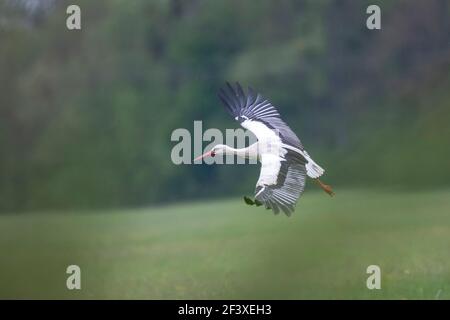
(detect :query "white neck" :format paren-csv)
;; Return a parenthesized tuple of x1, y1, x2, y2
(223, 144, 258, 159)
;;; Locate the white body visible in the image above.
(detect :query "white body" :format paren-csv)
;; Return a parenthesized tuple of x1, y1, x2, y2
(214, 119, 325, 187)
(215, 82, 331, 215)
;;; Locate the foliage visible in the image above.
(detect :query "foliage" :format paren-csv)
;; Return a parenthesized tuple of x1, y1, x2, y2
(0, 0, 449, 212)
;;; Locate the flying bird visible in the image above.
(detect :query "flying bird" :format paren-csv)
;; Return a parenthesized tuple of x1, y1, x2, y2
(194, 83, 334, 216)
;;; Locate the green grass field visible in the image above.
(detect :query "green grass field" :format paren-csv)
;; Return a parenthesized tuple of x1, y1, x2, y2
(1, 189, 449, 299)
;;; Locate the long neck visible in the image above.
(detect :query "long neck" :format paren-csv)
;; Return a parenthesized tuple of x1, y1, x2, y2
(224, 145, 256, 159)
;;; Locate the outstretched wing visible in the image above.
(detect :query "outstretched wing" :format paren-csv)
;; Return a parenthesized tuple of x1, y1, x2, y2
(218, 82, 308, 215)
(218, 82, 303, 150)
(255, 152, 307, 216)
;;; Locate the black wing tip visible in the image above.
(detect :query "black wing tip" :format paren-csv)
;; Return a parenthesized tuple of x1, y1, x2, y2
(272, 203, 294, 217)
(254, 185, 296, 217)
(225, 82, 235, 95)
(235, 81, 244, 93)
(218, 81, 250, 118)
(217, 85, 238, 116)
(221, 81, 246, 95)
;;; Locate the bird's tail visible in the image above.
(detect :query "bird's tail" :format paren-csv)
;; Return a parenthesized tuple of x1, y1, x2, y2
(305, 160, 324, 178)
(300, 150, 324, 179)
(315, 179, 335, 197)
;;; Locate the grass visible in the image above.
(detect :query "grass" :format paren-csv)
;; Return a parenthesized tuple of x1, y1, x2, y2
(0, 189, 450, 299)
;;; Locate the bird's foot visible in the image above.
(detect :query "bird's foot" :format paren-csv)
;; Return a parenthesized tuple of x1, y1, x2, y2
(243, 196, 255, 205)
(254, 199, 263, 207)
(244, 196, 264, 207)
(244, 196, 265, 207)
(315, 179, 335, 197)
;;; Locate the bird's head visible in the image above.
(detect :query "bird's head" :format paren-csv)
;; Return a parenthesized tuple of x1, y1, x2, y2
(194, 144, 228, 161)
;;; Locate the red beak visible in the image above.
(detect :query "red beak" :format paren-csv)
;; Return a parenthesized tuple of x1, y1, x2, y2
(194, 151, 212, 162)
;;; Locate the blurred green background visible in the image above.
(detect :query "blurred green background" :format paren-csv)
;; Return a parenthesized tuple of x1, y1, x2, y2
(0, 0, 449, 299)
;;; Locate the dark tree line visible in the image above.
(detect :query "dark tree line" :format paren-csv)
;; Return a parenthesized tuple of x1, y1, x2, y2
(0, 0, 449, 212)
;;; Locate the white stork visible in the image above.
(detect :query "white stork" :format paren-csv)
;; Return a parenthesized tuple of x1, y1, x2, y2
(195, 83, 334, 216)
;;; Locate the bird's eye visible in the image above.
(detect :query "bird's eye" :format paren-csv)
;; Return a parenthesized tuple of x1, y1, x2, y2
(211, 151, 216, 157)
